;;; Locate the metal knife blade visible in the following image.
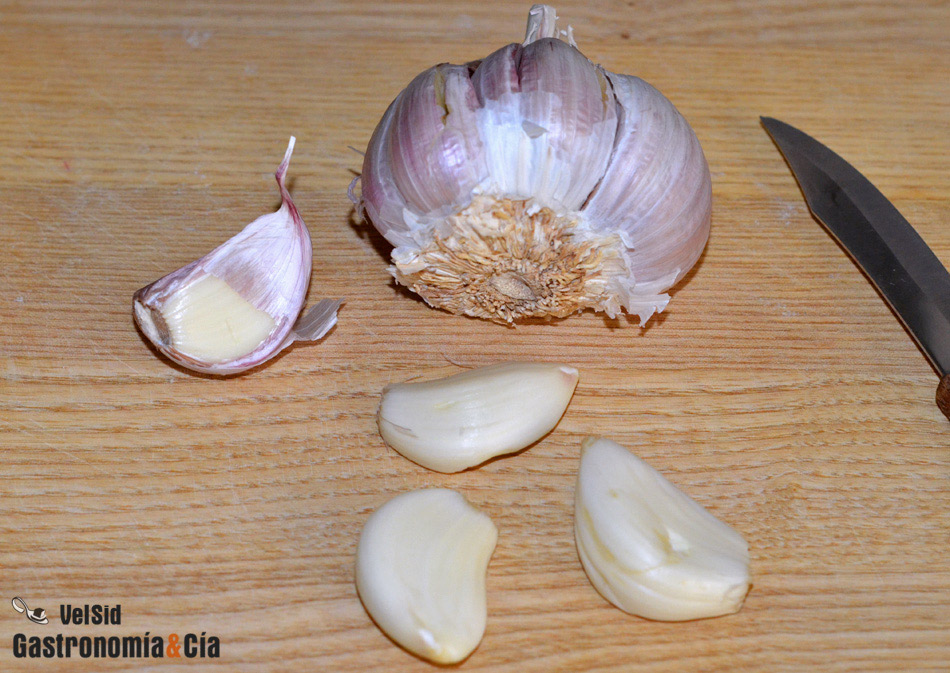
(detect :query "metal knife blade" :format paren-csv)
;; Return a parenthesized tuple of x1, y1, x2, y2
(760, 117, 950, 420)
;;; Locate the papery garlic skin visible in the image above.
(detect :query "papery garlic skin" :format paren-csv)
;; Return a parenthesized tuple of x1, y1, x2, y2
(358, 5, 711, 325)
(575, 437, 750, 621)
(356, 489, 498, 664)
(133, 138, 341, 374)
(378, 362, 579, 472)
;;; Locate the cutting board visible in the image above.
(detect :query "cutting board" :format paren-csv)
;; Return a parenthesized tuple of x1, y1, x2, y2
(1, 1, 948, 671)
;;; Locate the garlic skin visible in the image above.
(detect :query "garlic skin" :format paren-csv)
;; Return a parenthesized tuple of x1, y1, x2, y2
(358, 5, 711, 324)
(133, 138, 341, 375)
(356, 489, 498, 664)
(575, 437, 750, 621)
(377, 362, 579, 472)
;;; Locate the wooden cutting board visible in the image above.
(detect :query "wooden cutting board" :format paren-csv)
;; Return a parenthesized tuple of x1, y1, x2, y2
(1, 1, 947, 670)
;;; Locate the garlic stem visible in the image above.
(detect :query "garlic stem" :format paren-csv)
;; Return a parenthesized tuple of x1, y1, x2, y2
(524, 4, 558, 43)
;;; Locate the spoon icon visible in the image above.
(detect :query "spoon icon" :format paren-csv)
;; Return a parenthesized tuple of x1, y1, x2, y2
(12, 597, 49, 625)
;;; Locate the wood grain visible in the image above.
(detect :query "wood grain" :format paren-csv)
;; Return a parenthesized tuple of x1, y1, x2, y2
(1, 1, 948, 671)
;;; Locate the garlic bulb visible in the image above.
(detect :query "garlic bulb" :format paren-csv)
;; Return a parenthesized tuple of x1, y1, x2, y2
(357, 4, 711, 324)
(133, 138, 341, 374)
(377, 362, 578, 472)
(356, 489, 498, 664)
(574, 437, 750, 621)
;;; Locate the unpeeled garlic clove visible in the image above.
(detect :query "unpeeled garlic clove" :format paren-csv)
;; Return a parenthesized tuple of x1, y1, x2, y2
(377, 362, 579, 473)
(133, 137, 341, 375)
(355, 489, 498, 664)
(574, 437, 750, 621)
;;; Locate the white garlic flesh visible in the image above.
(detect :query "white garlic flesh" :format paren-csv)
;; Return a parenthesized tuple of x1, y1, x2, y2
(377, 362, 579, 472)
(575, 437, 751, 621)
(357, 4, 711, 324)
(133, 137, 342, 375)
(356, 489, 498, 664)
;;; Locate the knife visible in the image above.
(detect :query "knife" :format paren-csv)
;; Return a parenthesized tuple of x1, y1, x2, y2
(761, 117, 950, 421)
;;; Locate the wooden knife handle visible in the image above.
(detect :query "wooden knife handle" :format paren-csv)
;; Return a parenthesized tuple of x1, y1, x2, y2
(938, 374, 950, 421)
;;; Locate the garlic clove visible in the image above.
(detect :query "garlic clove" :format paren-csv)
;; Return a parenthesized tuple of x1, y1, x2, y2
(391, 65, 487, 219)
(356, 98, 417, 248)
(574, 437, 751, 621)
(472, 32, 618, 211)
(133, 137, 341, 375)
(361, 65, 487, 248)
(581, 72, 712, 318)
(356, 489, 498, 664)
(377, 362, 579, 473)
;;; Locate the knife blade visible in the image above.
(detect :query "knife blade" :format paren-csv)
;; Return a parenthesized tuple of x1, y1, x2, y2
(760, 117, 950, 420)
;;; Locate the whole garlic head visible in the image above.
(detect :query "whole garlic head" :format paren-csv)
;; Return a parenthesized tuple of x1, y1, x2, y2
(357, 4, 711, 324)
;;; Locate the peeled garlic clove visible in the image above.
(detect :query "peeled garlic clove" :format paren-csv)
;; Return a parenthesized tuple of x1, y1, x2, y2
(356, 489, 498, 664)
(133, 137, 341, 375)
(377, 362, 578, 473)
(575, 437, 751, 621)
(357, 5, 711, 325)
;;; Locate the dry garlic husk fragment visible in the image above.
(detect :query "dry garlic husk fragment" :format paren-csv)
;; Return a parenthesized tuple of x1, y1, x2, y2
(133, 138, 341, 374)
(357, 4, 711, 325)
(356, 489, 498, 664)
(377, 362, 579, 472)
(575, 437, 750, 621)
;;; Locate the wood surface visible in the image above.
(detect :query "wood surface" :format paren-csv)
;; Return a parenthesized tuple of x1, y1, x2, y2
(1, 1, 948, 671)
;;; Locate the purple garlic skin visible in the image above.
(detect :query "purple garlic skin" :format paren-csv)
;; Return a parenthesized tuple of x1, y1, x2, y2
(133, 138, 341, 375)
(358, 4, 711, 325)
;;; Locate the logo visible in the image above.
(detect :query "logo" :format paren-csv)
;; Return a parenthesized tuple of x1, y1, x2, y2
(11, 597, 48, 625)
(9, 599, 221, 659)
